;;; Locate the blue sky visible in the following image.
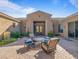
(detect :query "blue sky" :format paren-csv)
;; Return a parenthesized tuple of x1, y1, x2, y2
(0, 0, 78, 18)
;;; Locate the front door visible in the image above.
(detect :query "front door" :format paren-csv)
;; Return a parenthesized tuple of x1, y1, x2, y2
(34, 21, 45, 36)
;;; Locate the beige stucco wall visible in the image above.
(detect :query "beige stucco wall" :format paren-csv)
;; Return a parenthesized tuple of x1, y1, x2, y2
(52, 18, 65, 35)
(0, 11, 77, 39)
(7, 22, 20, 32)
(0, 17, 13, 35)
(25, 11, 53, 35)
(0, 15, 20, 40)
(51, 14, 78, 38)
(23, 11, 78, 37)
(60, 14, 78, 38)
(0, 17, 13, 40)
(19, 20, 26, 34)
(60, 20, 68, 37)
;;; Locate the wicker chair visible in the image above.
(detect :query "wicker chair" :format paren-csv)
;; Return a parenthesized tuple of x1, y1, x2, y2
(41, 38, 59, 54)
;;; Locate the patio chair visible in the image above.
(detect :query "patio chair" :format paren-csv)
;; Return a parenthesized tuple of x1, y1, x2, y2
(41, 38, 59, 54)
(24, 38, 34, 47)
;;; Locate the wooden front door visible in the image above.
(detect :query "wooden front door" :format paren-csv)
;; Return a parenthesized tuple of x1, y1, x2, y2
(34, 21, 45, 36)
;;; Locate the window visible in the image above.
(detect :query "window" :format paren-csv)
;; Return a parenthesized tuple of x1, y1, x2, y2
(36, 26, 43, 32)
(13, 23, 15, 28)
(36, 26, 39, 32)
(58, 24, 60, 32)
(40, 26, 43, 32)
(68, 21, 78, 38)
(58, 24, 64, 33)
(75, 21, 78, 37)
(60, 25, 64, 33)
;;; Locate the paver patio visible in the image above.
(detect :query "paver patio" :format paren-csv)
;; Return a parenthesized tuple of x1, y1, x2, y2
(0, 37, 77, 59)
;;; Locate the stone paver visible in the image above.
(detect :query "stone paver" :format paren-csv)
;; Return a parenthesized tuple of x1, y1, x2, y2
(0, 37, 77, 59)
(58, 37, 78, 58)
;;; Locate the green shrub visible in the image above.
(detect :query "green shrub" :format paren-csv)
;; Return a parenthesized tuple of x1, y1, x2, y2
(11, 32, 20, 38)
(21, 32, 31, 37)
(0, 38, 17, 46)
(47, 32, 53, 37)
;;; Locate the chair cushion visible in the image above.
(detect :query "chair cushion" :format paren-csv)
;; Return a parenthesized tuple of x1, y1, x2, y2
(24, 39, 33, 46)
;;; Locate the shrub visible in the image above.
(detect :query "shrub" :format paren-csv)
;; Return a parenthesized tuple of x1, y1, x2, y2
(21, 32, 31, 37)
(47, 32, 53, 37)
(11, 32, 20, 38)
(25, 32, 30, 37)
(0, 38, 17, 46)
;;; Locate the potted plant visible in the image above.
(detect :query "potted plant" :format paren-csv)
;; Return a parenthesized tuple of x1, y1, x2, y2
(47, 31, 53, 37)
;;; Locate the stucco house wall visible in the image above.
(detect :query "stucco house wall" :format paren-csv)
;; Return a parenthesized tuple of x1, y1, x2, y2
(52, 18, 65, 35)
(19, 11, 78, 38)
(25, 11, 53, 35)
(7, 22, 20, 32)
(0, 11, 78, 39)
(60, 13, 78, 38)
(0, 12, 20, 40)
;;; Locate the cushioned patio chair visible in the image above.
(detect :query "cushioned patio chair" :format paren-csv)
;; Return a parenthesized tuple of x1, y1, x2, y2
(24, 39, 34, 47)
(41, 38, 59, 54)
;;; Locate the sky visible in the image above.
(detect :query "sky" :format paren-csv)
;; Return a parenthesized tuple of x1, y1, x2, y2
(0, 0, 78, 18)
